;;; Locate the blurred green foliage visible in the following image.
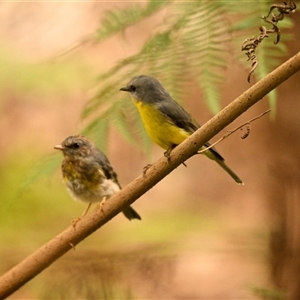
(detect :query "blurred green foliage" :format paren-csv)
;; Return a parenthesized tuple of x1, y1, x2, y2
(0, 47, 94, 97)
(250, 286, 285, 300)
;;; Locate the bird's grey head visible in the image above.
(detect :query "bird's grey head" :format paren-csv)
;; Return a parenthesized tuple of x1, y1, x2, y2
(120, 75, 169, 104)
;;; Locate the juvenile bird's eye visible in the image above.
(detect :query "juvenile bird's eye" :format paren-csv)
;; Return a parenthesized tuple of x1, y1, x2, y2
(130, 85, 136, 92)
(71, 142, 80, 149)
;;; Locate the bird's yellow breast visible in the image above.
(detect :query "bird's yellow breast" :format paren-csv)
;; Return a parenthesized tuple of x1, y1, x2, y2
(133, 100, 190, 150)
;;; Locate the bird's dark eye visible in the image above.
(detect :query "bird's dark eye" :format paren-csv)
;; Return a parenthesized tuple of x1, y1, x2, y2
(130, 85, 136, 92)
(71, 142, 80, 149)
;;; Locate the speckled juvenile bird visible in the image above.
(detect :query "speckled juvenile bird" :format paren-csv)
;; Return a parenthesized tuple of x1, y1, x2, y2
(54, 135, 141, 221)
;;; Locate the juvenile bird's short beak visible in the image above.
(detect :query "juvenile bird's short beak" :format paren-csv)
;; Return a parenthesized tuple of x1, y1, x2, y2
(54, 144, 65, 151)
(120, 87, 129, 92)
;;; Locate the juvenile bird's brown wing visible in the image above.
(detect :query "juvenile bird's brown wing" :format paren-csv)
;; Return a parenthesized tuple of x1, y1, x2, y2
(92, 147, 122, 189)
(91, 147, 141, 220)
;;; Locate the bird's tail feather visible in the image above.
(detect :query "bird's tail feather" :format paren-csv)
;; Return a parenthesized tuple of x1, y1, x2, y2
(215, 158, 244, 185)
(200, 147, 243, 185)
(123, 206, 142, 220)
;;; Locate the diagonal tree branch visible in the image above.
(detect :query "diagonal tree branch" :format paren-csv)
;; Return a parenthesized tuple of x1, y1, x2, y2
(0, 51, 300, 299)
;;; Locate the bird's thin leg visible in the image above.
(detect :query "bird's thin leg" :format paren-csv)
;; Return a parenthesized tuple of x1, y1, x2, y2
(72, 203, 92, 228)
(97, 197, 107, 212)
(164, 145, 187, 167)
(82, 203, 92, 217)
(164, 145, 175, 162)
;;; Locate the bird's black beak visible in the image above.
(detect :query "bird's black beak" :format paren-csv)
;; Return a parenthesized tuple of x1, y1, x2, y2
(120, 87, 130, 92)
(54, 144, 65, 151)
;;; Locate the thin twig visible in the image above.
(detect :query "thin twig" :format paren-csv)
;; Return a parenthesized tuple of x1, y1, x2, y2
(198, 109, 271, 154)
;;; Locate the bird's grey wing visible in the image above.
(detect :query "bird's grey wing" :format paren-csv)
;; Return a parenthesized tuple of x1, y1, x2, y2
(156, 96, 199, 133)
(156, 97, 224, 161)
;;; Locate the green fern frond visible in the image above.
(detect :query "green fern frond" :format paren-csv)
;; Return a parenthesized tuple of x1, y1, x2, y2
(81, 115, 110, 153)
(82, 1, 239, 152)
(81, 0, 294, 153)
(112, 101, 142, 148)
(95, 0, 170, 42)
(82, 84, 116, 119)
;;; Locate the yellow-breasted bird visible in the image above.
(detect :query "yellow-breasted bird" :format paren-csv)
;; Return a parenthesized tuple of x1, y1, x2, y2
(54, 135, 141, 220)
(120, 75, 243, 184)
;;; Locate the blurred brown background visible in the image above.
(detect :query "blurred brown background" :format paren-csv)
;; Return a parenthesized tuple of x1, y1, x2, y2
(0, 2, 299, 299)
